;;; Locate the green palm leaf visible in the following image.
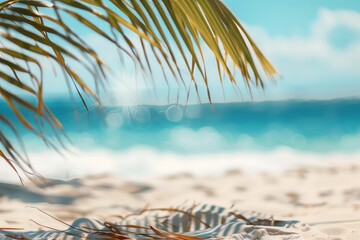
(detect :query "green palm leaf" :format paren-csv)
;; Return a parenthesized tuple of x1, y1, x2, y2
(0, 0, 278, 180)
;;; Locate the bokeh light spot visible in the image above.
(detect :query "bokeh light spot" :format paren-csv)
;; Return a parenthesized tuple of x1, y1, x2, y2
(166, 105, 183, 122)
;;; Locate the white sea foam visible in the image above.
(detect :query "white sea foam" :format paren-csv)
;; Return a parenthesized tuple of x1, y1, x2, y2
(1, 146, 359, 183)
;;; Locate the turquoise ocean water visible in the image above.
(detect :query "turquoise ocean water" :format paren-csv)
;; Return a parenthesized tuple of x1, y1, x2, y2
(1, 98, 360, 181)
(3, 98, 360, 153)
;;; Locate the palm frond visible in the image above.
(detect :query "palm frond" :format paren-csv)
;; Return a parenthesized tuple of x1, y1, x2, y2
(0, 203, 299, 239)
(0, 0, 278, 179)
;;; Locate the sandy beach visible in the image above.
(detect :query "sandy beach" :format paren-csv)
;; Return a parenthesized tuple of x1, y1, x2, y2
(1, 162, 359, 239)
(1, 0, 360, 239)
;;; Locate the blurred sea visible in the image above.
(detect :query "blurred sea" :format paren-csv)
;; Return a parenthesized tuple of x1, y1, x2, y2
(1, 98, 360, 181)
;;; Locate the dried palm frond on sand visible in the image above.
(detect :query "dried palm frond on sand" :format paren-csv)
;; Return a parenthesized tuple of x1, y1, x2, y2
(0, 203, 299, 239)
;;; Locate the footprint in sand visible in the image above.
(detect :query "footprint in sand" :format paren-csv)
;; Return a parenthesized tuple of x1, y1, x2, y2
(120, 182, 153, 194)
(318, 190, 334, 198)
(285, 192, 301, 204)
(235, 186, 247, 192)
(192, 185, 216, 197)
(224, 169, 242, 176)
(343, 188, 360, 202)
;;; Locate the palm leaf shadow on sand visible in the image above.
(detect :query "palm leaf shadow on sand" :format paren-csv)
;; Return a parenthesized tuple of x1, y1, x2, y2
(0, 203, 300, 239)
(0, 181, 87, 205)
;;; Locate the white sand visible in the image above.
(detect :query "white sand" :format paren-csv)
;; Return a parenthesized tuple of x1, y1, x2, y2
(0, 163, 360, 239)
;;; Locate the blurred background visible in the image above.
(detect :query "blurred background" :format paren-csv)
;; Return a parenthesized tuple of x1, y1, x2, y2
(1, 0, 360, 182)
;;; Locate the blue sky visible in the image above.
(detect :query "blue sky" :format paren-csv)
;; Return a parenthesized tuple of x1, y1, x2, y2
(225, 0, 360, 36)
(41, 1, 360, 104)
(221, 0, 360, 102)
